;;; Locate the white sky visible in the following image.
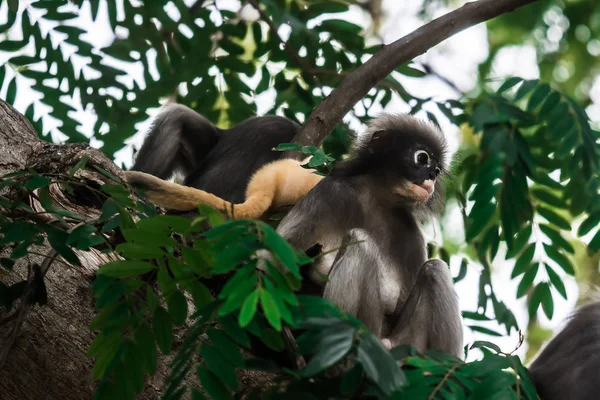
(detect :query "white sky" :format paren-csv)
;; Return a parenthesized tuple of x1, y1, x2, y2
(2, 0, 598, 362)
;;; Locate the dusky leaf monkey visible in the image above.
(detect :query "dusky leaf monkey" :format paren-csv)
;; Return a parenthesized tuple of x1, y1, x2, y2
(271, 114, 465, 358)
(125, 103, 323, 219)
(528, 296, 600, 400)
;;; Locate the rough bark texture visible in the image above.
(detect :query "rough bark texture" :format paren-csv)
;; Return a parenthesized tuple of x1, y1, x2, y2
(0, 100, 168, 400)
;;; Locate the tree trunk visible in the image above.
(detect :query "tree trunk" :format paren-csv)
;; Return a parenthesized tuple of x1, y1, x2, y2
(0, 100, 169, 399)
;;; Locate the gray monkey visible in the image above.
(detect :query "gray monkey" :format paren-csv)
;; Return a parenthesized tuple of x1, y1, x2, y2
(275, 113, 464, 358)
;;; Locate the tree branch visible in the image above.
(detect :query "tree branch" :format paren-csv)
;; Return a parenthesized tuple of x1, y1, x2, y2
(289, 0, 539, 155)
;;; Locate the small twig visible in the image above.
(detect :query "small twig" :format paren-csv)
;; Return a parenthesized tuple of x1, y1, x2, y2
(508, 329, 525, 355)
(428, 361, 462, 400)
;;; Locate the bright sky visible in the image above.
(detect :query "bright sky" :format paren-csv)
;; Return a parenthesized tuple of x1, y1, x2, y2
(2, 0, 597, 362)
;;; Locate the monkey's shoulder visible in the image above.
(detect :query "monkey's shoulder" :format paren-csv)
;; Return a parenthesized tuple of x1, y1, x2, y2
(301, 176, 365, 215)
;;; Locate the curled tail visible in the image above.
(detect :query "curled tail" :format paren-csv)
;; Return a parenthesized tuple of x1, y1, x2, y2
(124, 171, 274, 220)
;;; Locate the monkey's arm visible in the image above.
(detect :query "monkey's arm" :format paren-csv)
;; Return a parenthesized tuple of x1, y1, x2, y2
(276, 179, 350, 252)
(124, 159, 323, 219)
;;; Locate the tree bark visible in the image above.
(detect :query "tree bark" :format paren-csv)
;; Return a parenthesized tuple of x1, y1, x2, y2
(290, 0, 539, 154)
(0, 100, 169, 400)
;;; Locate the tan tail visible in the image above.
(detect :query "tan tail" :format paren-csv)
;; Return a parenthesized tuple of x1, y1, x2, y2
(123, 171, 274, 219)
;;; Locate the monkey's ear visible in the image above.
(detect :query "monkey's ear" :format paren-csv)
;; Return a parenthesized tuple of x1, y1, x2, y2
(370, 130, 386, 142)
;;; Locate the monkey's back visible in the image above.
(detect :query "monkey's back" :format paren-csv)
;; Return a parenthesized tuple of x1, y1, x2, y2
(184, 116, 299, 203)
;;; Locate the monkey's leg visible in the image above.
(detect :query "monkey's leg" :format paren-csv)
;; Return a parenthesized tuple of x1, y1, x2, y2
(387, 260, 463, 359)
(132, 104, 220, 179)
(324, 229, 384, 337)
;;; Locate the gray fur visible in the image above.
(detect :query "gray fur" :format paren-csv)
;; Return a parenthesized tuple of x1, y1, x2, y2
(276, 114, 463, 358)
(529, 298, 600, 400)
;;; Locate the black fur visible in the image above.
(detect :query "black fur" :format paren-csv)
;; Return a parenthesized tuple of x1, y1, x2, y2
(132, 104, 299, 203)
(529, 298, 600, 400)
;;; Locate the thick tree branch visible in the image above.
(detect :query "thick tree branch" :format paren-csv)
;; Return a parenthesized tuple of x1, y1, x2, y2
(290, 0, 539, 154)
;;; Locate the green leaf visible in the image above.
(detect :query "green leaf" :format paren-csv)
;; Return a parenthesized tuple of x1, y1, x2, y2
(396, 63, 425, 77)
(543, 244, 575, 275)
(259, 288, 281, 331)
(5, 77, 17, 105)
(167, 290, 188, 326)
(153, 306, 173, 354)
(589, 230, 600, 253)
(470, 340, 501, 353)
(24, 175, 51, 190)
(196, 366, 234, 400)
(511, 243, 535, 278)
(201, 344, 239, 390)
(514, 79, 539, 101)
(134, 322, 157, 375)
(207, 328, 244, 367)
(539, 282, 554, 319)
(532, 188, 566, 208)
(466, 202, 496, 241)
(238, 289, 259, 327)
(261, 223, 300, 277)
(539, 224, 575, 254)
(497, 77, 523, 94)
(69, 156, 89, 177)
(539, 91, 561, 116)
(527, 83, 550, 111)
(218, 316, 251, 348)
(356, 333, 405, 394)
(340, 364, 364, 396)
(516, 263, 539, 298)
(578, 212, 600, 236)
(545, 264, 567, 300)
(468, 325, 503, 337)
(302, 325, 354, 376)
(273, 142, 302, 152)
(115, 242, 164, 259)
(97, 260, 156, 277)
(536, 206, 571, 231)
(528, 284, 544, 317)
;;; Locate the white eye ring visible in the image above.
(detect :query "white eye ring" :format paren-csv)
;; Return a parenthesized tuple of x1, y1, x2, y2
(414, 150, 430, 165)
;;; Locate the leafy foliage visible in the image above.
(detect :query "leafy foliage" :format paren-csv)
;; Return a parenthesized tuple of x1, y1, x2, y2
(0, 168, 539, 399)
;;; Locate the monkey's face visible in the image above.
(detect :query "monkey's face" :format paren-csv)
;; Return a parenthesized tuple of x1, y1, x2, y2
(392, 146, 441, 203)
(365, 126, 445, 205)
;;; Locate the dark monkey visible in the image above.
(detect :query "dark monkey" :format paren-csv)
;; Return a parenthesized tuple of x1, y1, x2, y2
(529, 297, 600, 400)
(127, 103, 323, 219)
(129, 103, 304, 205)
(271, 114, 465, 357)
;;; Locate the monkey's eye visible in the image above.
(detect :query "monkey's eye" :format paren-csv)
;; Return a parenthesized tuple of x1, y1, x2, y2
(435, 167, 441, 176)
(414, 150, 430, 165)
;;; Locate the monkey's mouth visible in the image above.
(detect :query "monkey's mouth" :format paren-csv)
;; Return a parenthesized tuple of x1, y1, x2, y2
(408, 179, 435, 200)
